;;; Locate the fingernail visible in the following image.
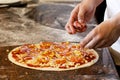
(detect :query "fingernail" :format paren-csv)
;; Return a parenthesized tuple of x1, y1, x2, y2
(85, 45, 92, 49)
(80, 43, 83, 47)
(78, 19, 84, 23)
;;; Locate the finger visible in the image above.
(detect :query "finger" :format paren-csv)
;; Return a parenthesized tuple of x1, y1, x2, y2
(80, 27, 100, 48)
(73, 21, 82, 28)
(73, 21, 87, 33)
(65, 24, 72, 34)
(98, 40, 114, 48)
(84, 37, 101, 49)
(67, 6, 79, 34)
(81, 26, 87, 32)
(69, 5, 79, 24)
(65, 22, 76, 34)
(69, 24, 76, 34)
(94, 40, 106, 48)
(78, 5, 85, 23)
(80, 32, 93, 48)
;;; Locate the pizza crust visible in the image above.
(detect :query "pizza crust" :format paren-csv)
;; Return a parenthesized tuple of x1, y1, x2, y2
(8, 45, 99, 71)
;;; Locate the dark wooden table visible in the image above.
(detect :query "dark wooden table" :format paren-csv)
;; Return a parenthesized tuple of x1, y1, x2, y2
(0, 46, 119, 80)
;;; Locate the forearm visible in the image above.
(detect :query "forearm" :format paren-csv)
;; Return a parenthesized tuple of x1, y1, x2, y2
(110, 12, 120, 36)
(81, 0, 104, 8)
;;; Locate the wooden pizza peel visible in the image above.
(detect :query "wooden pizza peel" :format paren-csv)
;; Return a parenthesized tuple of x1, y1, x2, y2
(0, 46, 119, 80)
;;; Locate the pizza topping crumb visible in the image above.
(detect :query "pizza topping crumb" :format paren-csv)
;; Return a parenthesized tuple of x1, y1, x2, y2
(6, 49, 9, 52)
(55, 58, 66, 65)
(23, 56, 33, 60)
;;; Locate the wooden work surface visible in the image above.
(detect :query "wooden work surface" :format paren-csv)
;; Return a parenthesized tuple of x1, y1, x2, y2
(0, 2, 119, 80)
(0, 46, 119, 80)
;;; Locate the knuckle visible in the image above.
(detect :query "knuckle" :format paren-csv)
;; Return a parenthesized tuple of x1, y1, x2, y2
(96, 34, 103, 40)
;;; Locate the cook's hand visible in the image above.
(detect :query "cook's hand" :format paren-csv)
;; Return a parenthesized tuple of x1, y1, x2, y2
(65, 1, 96, 34)
(80, 19, 120, 48)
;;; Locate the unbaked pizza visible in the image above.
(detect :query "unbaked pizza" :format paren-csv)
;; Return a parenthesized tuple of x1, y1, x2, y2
(8, 41, 99, 71)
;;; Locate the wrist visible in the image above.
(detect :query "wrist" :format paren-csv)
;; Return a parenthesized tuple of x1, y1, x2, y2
(111, 14, 120, 35)
(81, 0, 103, 8)
(95, 0, 104, 7)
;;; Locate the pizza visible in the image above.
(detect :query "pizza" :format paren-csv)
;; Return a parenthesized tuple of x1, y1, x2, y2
(8, 41, 99, 71)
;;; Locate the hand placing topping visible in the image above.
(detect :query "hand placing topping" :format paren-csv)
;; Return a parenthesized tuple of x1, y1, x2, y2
(73, 21, 87, 33)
